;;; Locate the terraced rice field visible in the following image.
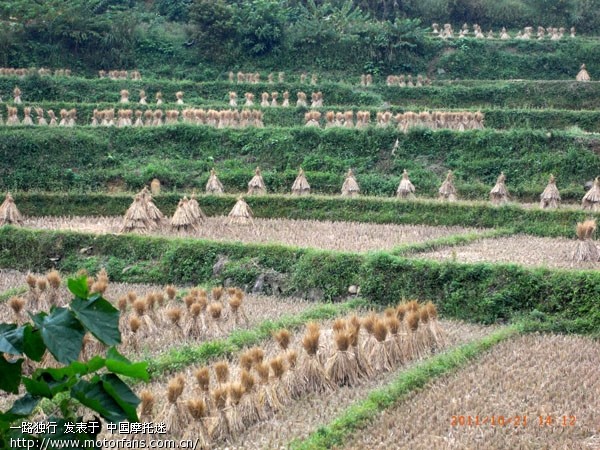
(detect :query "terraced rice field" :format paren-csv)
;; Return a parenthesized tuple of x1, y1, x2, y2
(342, 333, 600, 450)
(417, 234, 600, 269)
(22, 216, 479, 252)
(217, 320, 497, 450)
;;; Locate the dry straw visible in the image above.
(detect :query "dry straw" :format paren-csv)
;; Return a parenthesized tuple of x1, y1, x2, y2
(228, 291, 248, 326)
(291, 168, 311, 195)
(209, 386, 231, 441)
(8, 297, 26, 323)
(206, 168, 224, 194)
(226, 382, 245, 435)
(214, 361, 230, 386)
(348, 314, 372, 378)
(269, 355, 289, 406)
(490, 172, 510, 205)
(122, 193, 151, 232)
(573, 219, 599, 262)
(326, 329, 360, 386)
(384, 315, 404, 365)
(171, 197, 196, 232)
(582, 177, 600, 211)
(273, 329, 291, 351)
(397, 169, 416, 199)
(228, 196, 254, 225)
(247, 166, 267, 195)
(0, 193, 23, 226)
(156, 376, 188, 436)
(370, 318, 392, 372)
(438, 170, 457, 201)
(185, 398, 210, 447)
(298, 322, 332, 394)
(239, 369, 264, 425)
(540, 174, 561, 209)
(341, 169, 360, 196)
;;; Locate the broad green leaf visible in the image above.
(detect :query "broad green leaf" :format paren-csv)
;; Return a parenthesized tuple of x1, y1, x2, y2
(0, 323, 24, 355)
(67, 276, 89, 299)
(23, 377, 50, 398)
(0, 355, 23, 394)
(23, 324, 45, 362)
(71, 378, 129, 423)
(71, 296, 120, 346)
(105, 348, 149, 381)
(29, 310, 48, 329)
(85, 355, 106, 373)
(101, 374, 140, 422)
(37, 308, 85, 364)
(8, 393, 40, 416)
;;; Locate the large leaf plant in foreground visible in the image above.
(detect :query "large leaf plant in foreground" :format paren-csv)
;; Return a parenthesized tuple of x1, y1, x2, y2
(0, 275, 149, 448)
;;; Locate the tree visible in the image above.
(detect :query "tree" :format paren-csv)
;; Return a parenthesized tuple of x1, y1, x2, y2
(188, 0, 236, 56)
(232, 0, 287, 55)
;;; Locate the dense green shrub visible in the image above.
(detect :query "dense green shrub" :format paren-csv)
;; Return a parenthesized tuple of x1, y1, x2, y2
(360, 252, 600, 330)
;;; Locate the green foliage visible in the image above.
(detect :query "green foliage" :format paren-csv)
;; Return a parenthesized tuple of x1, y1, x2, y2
(0, 125, 597, 201)
(2, 0, 600, 77)
(0, 277, 148, 448)
(0, 0, 139, 69)
(360, 253, 600, 327)
(188, 0, 236, 60)
(233, 0, 287, 55)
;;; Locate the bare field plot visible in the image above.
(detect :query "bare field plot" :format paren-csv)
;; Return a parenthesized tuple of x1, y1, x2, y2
(0, 269, 31, 294)
(343, 333, 600, 450)
(417, 234, 600, 269)
(23, 216, 480, 252)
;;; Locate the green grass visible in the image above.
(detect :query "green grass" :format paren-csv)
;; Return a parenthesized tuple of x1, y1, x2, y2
(288, 325, 519, 450)
(1, 125, 597, 200)
(0, 286, 27, 303)
(390, 228, 514, 256)
(11, 192, 599, 238)
(146, 297, 367, 377)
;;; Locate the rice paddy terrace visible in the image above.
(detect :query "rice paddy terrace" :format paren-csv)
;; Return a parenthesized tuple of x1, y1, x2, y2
(1, 38, 599, 450)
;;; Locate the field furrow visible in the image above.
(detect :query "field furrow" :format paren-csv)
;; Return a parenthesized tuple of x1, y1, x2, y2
(417, 234, 600, 269)
(343, 333, 600, 450)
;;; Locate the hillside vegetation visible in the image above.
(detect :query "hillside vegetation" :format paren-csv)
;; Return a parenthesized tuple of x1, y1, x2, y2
(1, 0, 600, 79)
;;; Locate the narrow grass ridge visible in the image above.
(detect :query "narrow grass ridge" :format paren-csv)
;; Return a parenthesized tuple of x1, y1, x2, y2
(146, 297, 367, 377)
(390, 228, 514, 256)
(288, 325, 519, 450)
(0, 285, 27, 303)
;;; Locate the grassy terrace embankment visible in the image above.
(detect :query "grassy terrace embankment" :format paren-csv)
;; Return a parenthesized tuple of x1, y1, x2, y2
(9, 101, 600, 132)
(0, 127, 597, 199)
(0, 227, 598, 332)
(3, 76, 600, 108)
(10, 193, 600, 238)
